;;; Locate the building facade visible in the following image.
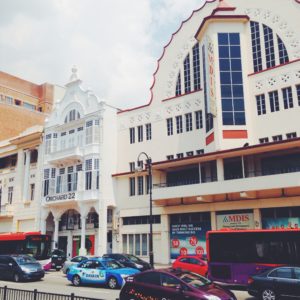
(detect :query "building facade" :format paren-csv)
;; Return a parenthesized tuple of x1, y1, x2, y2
(41, 68, 118, 257)
(113, 0, 300, 264)
(0, 72, 64, 234)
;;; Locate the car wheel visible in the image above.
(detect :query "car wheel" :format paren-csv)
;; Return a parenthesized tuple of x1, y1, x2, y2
(261, 288, 276, 300)
(13, 273, 20, 282)
(107, 276, 118, 289)
(72, 275, 81, 287)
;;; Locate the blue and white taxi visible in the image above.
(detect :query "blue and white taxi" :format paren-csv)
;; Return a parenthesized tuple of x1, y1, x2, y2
(67, 257, 140, 289)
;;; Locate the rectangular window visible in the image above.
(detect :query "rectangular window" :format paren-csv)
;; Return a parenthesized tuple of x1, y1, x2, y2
(56, 176, 62, 193)
(166, 155, 174, 160)
(218, 33, 246, 125)
(282, 87, 293, 109)
(129, 162, 135, 172)
(185, 113, 192, 132)
(263, 24, 275, 68)
(145, 123, 152, 140)
(45, 134, 52, 155)
(256, 94, 266, 115)
(176, 153, 184, 159)
(286, 132, 297, 139)
(196, 149, 204, 155)
(259, 137, 269, 144)
(297, 85, 300, 106)
(85, 159, 93, 190)
(30, 184, 35, 201)
(272, 135, 283, 142)
(184, 54, 191, 93)
(137, 176, 144, 195)
(250, 21, 263, 72)
(135, 234, 141, 256)
(142, 234, 148, 256)
(129, 177, 135, 196)
(186, 151, 194, 157)
(146, 175, 150, 195)
(176, 116, 183, 134)
(122, 235, 127, 253)
(269, 91, 280, 112)
(129, 234, 134, 255)
(129, 127, 135, 144)
(8, 187, 13, 204)
(86, 121, 93, 144)
(195, 110, 203, 129)
(166, 118, 173, 136)
(193, 43, 201, 90)
(137, 125, 143, 142)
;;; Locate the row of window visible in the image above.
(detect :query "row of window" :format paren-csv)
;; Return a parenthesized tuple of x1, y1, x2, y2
(259, 132, 297, 144)
(166, 110, 203, 136)
(43, 159, 99, 196)
(123, 233, 149, 256)
(0, 184, 35, 205)
(256, 85, 300, 115)
(250, 21, 289, 72)
(45, 120, 100, 154)
(0, 94, 38, 111)
(129, 175, 150, 196)
(129, 124, 152, 144)
(166, 149, 204, 160)
(123, 215, 161, 225)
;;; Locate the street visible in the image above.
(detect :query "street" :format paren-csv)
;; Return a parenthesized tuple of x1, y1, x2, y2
(0, 270, 256, 300)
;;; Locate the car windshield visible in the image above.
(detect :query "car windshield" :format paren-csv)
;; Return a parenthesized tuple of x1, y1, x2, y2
(13, 256, 37, 265)
(178, 272, 211, 288)
(102, 260, 124, 269)
(124, 254, 141, 263)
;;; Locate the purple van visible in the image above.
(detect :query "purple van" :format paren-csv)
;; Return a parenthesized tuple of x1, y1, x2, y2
(119, 268, 236, 300)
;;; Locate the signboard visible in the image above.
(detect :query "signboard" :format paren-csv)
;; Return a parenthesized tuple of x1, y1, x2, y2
(216, 213, 254, 230)
(170, 222, 211, 259)
(206, 36, 217, 117)
(45, 192, 76, 202)
(262, 218, 300, 229)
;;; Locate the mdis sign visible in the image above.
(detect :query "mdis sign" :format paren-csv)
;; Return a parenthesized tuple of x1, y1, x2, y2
(217, 212, 254, 230)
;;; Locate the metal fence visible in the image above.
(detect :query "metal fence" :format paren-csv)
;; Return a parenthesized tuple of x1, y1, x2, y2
(0, 286, 105, 300)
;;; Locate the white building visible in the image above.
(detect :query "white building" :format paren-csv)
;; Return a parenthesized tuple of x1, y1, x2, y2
(41, 68, 118, 257)
(113, 0, 300, 264)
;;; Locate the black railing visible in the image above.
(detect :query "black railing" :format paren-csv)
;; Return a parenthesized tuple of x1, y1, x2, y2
(153, 176, 217, 188)
(0, 286, 107, 300)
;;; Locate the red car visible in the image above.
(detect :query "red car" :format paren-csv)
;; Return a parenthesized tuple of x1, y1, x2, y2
(172, 255, 208, 276)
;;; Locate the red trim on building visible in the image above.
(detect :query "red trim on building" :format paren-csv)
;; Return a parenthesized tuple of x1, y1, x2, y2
(118, 0, 218, 114)
(195, 15, 250, 39)
(162, 89, 202, 102)
(206, 132, 215, 145)
(223, 130, 248, 139)
(248, 58, 300, 77)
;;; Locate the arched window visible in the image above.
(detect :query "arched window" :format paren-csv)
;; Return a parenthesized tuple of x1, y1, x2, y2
(64, 109, 81, 123)
(250, 21, 263, 72)
(184, 54, 191, 93)
(277, 36, 289, 64)
(193, 43, 201, 90)
(175, 73, 181, 96)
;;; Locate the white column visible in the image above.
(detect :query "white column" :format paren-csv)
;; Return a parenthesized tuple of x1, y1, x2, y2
(210, 211, 217, 230)
(253, 208, 262, 229)
(22, 150, 31, 202)
(67, 230, 72, 258)
(53, 217, 60, 250)
(98, 204, 108, 256)
(160, 214, 170, 264)
(79, 215, 87, 255)
(216, 158, 224, 181)
(15, 149, 25, 202)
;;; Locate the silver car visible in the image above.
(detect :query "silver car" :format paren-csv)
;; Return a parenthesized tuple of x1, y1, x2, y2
(62, 256, 95, 274)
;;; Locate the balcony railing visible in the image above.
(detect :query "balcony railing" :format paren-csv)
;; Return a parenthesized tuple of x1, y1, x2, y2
(153, 176, 217, 188)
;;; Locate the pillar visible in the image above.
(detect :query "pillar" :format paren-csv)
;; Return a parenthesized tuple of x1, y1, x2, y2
(98, 203, 108, 256)
(253, 208, 262, 229)
(53, 217, 60, 250)
(160, 214, 170, 264)
(216, 158, 224, 182)
(210, 211, 217, 230)
(79, 215, 87, 255)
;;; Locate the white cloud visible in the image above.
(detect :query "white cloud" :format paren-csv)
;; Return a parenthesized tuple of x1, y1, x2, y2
(0, 0, 205, 109)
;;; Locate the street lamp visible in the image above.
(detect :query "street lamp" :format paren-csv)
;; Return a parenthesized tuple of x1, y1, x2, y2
(136, 152, 154, 267)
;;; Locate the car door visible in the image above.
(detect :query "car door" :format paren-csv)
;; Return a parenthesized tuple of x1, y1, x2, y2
(189, 258, 203, 274)
(0, 257, 9, 279)
(133, 271, 162, 299)
(292, 267, 300, 297)
(176, 257, 190, 271)
(269, 267, 295, 296)
(78, 260, 100, 284)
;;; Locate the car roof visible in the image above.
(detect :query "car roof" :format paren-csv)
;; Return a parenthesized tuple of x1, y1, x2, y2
(80, 257, 116, 262)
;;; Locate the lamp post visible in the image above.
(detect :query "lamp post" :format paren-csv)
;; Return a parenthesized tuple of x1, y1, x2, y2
(136, 152, 154, 267)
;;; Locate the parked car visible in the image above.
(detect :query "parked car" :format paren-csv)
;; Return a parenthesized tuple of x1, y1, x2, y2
(248, 266, 300, 300)
(42, 249, 66, 271)
(120, 268, 236, 300)
(62, 255, 99, 274)
(67, 257, 140, 289)
(102, 253, 152, 271)
(0, 254, 44, 282)
(172, 255, 208, 276)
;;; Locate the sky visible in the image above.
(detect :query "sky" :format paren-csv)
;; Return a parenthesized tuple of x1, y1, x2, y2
(0, 0, 204, 109)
